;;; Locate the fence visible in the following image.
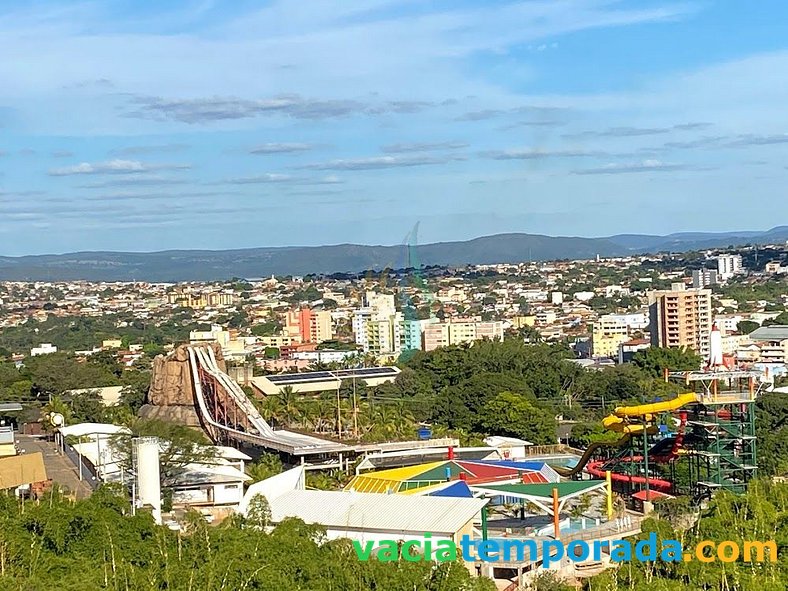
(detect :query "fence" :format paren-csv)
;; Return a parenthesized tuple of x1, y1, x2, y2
(62, 443, 100, 490)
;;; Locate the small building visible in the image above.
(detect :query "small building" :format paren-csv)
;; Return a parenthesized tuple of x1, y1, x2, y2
(65, 386, 125, 406)
(0, 452, 48, 492)
(0, 425, 16, 457)
(483, 436, 533, 460)
(57, 422, 251, 510)
(618, 339, 650, 364)
(251, 366, 400, 396)
(30, 343, 57, 356)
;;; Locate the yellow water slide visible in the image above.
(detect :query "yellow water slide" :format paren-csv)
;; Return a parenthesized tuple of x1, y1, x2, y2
(611, 393, 700, 418)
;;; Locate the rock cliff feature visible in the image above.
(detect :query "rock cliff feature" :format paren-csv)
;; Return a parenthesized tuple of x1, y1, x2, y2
(147, 343, 225, 406)
(139, 343, 225, 427)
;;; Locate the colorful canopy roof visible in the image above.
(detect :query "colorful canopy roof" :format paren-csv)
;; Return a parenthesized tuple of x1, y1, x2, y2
(469, 480, 607, 501)
(345, 460, 552, 495)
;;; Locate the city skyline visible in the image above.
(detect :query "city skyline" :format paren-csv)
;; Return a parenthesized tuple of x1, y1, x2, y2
(2, 1, 788, 255)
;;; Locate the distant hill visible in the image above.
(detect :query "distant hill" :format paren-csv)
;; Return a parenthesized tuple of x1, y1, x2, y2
(1, 227, 786, 281)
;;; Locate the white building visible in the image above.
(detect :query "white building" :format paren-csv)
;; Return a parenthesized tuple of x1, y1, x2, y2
(30, 343, 57, 356)
(56, 423, 251, 510)
(717, 254, 744, 281)
(240, 467, 487, 546)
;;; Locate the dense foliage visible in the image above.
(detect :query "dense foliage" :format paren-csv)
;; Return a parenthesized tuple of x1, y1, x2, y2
(586, 480, 788, 591)
(0, 486, 495, 591)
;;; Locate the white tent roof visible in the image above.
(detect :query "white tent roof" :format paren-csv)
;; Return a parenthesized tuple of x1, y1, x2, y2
(59, 423, 131, 438)
(212, 446, 252, 462)
(239, 466, 305, 514)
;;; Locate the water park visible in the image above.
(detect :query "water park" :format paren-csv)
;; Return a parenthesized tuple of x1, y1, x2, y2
(326, 365, 769, 585)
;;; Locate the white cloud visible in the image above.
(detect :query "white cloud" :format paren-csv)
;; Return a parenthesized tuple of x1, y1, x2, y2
(49, 159, 190, 176)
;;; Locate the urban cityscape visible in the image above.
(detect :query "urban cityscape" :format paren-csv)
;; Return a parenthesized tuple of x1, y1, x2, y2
(1, 2, 788, 590)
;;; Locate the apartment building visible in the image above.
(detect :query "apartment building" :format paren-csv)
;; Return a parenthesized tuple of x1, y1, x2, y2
(746, 326, 788, 364)
(353, 291, 401, 355)
(422, 319, 504, 352)
(592, 316, 630, 358)
(717, 254, 744, 281)
(168, 291, 237, 308)
(648, 284, 712, 359)
(285, 309, 333, 344)
(691, 268, 718, 289)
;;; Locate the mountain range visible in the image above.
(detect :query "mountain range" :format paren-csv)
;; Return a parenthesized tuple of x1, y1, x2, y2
(2, 226, 787, 282)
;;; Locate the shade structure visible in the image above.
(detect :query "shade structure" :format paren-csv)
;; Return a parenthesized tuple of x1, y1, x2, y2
(398, 480, 475, 498)
(468, 480, 608, 517)
(346, 460, 552, 495)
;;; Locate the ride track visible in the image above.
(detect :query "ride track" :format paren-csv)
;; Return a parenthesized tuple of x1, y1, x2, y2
(186, 345, 350, 456)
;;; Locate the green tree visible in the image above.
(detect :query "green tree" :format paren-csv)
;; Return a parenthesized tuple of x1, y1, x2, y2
(737, 319, 760, 335)
(632, 346, 702, 377)
(247, 453, 283, 482)
(479, 391, 557, 445)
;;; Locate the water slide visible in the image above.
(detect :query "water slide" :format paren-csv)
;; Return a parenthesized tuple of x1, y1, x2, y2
(553, 420, 657, 477)
(186, 345, 349, 455)
(562, 393, 700, 488)
(611, 393, 700, 418)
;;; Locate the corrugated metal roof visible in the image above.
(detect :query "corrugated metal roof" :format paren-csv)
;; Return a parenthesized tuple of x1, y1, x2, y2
(749, 325, 788, 341)
(268, 489, 487, 534)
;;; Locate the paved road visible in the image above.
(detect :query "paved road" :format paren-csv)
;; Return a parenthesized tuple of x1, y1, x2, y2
(16, 434, 93, 499)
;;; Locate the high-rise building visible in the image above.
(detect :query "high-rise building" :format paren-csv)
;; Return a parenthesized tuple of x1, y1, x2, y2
(353, 291, 401, 355)
(648, 284, 712, 359)
(691, 268, 718, 289)
(717, 254, 743, 281)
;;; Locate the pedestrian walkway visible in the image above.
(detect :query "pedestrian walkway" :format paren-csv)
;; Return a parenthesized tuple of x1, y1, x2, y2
(15, 434, 93, 499)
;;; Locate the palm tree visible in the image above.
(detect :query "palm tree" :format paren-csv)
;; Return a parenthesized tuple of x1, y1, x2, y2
(278, 386, 301, 427)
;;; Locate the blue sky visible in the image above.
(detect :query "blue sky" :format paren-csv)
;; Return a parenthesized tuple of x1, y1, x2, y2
(2, 0, 788, 255)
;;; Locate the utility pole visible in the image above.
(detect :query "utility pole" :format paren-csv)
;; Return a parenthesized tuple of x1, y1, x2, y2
(352, 366, 359, 439)
(332, 371, 342, 439)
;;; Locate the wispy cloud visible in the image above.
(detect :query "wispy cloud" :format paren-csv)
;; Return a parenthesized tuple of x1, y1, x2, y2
(727, 133, 788, 147)
(456, 105, 568, 122)
(224, 173, 344, 185)
(110, 143, 189, 156)
(499, 120, 563, 130)
(226, 173, 294, 184)
(249, 143, 315, 154)
(297, 154, 464, 171)
(86, 191, 232, 202)
(381, 141, 468, 153)
(51, 150, 74, 158)
(572, 159, 693, 175)
(49, 159, 191, 176)
(77, 177, 189, 189)
(126, 95, 435, 124)
(482, 148, 603, 160)
(565, 123, 713, 139)
(663, 136, 728, 149)
(454, 109, 504, 122)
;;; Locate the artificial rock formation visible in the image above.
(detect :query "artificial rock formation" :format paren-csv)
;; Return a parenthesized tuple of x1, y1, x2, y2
(140, 343, 225, 427)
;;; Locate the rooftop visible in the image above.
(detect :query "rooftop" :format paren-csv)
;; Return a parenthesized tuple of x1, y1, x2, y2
(748, 325, 788, 341)
(267, 489, 487, 534)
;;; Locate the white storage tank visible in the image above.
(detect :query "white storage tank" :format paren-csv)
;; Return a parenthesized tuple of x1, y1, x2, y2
(133, 437, 162, 524)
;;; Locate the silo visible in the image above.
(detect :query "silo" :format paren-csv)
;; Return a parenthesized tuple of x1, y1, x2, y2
(133, 437, 162, 524)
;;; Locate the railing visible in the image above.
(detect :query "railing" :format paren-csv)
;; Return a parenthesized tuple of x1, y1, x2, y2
(62, 444, 100, 491)
(524, 444, 584, 456)
(560, 514, 644, 544)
